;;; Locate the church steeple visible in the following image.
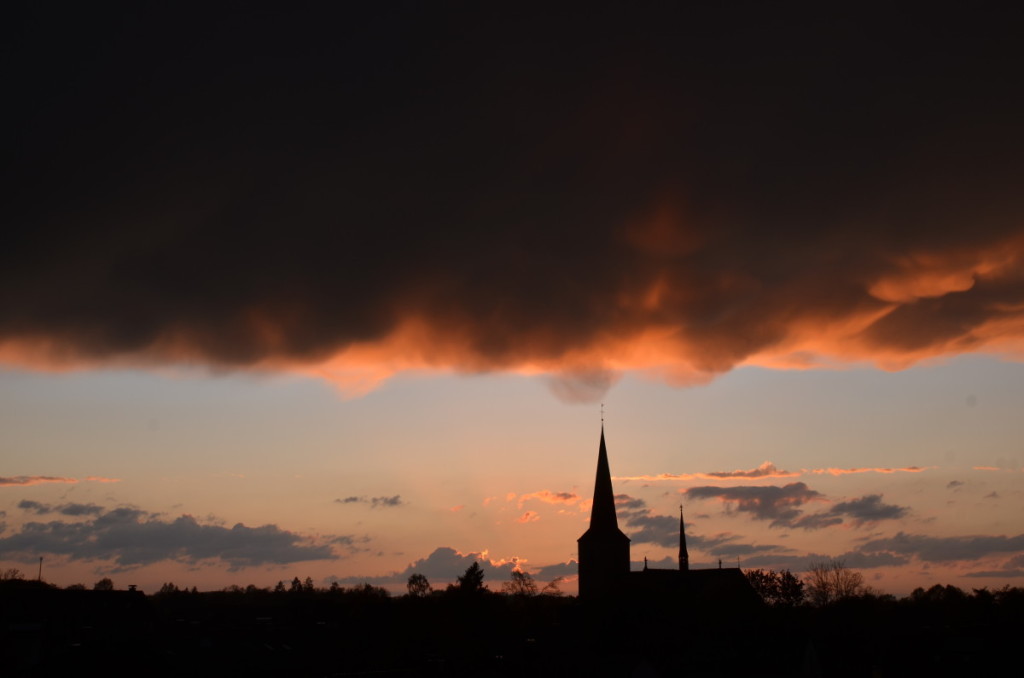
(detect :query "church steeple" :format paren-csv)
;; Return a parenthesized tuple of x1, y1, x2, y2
(679, 504, 690, 571)
(589, 426, 619, 531)
(577, 424, 631, 599)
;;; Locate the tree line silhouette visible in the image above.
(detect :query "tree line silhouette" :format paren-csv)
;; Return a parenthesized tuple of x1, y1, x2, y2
(2, 562, 1022, 676)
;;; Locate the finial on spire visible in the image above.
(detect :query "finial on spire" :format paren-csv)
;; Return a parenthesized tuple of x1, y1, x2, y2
(600, 402, 604, 425)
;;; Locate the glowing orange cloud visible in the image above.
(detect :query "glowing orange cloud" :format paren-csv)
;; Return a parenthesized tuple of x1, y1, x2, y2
(616, 461, 799, 482)
(806, 466, 928, 476)
(516, 511, 541, 523)
(619, 462, 929, 482)
(516, 490, 581, 508)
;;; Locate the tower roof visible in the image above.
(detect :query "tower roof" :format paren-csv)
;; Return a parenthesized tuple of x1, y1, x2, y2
(589, 426, 620, 530)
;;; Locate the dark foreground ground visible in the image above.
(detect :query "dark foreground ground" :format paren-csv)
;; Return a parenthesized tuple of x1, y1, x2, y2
(2, 581, 1021, 677)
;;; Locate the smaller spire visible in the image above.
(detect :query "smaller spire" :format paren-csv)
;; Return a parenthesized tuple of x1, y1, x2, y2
(679, 504, 690, 572)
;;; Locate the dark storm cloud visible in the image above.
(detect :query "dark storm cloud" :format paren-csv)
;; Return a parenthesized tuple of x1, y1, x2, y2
(0, 507, 335, 570)
(685, 483, 823, 527)
(5, 6, 1024, 391)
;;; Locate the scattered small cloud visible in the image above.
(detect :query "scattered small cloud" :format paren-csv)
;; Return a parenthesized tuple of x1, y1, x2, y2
(789, 514, 845, 530)
(705, 462, 799, 480)
(964, 553, 1024, 578)
(825, 494, 909, 526)
(449, 505, 465, 513)
(329, 534, 371, 554)
(335, 495, 403, 509)
(858, 531, 1024, 564)
(963, 569, 1024, 578)
(532, 560, 578, 580)
(617, 461, 798, 482)
(0, 475, 119, 487)
(946, 480, 964, 490)
(617, 462, 926, 482)
(683, 485, 909, 531)
(612, 493, 755, 555)
(17, 500, 105, 517)
(517, 490, 581, 508)
(546, 369, 621, 404)
(516, 511, 540, 524)
(614, 494, 647, 511)
(685, 483, 823, 528)
(624, 512, 679, 547)
(984, 492, 1000, 499)
(805, 466, 927, 476)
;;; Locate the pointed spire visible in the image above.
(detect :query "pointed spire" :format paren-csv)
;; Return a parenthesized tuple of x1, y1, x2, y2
(589, 425, 620, 530)
(679, 504, 690, 571)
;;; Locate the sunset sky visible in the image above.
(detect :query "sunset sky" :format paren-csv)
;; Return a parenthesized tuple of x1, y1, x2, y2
(3, 4, 1023, 596)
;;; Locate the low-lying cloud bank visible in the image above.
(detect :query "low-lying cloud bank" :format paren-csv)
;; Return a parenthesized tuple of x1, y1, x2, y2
(328, 547, 519, 588)
(0, 506, 337, 571)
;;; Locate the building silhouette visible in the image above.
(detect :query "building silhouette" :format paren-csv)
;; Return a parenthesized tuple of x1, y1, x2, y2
(578, 426, 760, 609)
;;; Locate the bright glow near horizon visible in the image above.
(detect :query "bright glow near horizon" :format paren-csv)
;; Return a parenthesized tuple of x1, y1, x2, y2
(2, 355, 1021, 596)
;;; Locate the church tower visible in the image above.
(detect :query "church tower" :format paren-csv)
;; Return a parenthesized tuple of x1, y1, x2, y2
(577, 426, 630, 599)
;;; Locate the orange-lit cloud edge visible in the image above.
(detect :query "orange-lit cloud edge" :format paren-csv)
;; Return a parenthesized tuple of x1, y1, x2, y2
(3, 233, 1024, 395)
(0, 475, 121, 487)
(615, 462, 931, 482)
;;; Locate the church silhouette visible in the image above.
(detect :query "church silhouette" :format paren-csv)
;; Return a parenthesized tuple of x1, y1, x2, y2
(578, 426, 760, 609)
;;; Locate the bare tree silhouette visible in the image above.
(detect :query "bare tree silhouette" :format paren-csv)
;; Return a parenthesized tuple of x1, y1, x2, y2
(805, 560, 864, 606)
(406, 573, 432, 597)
